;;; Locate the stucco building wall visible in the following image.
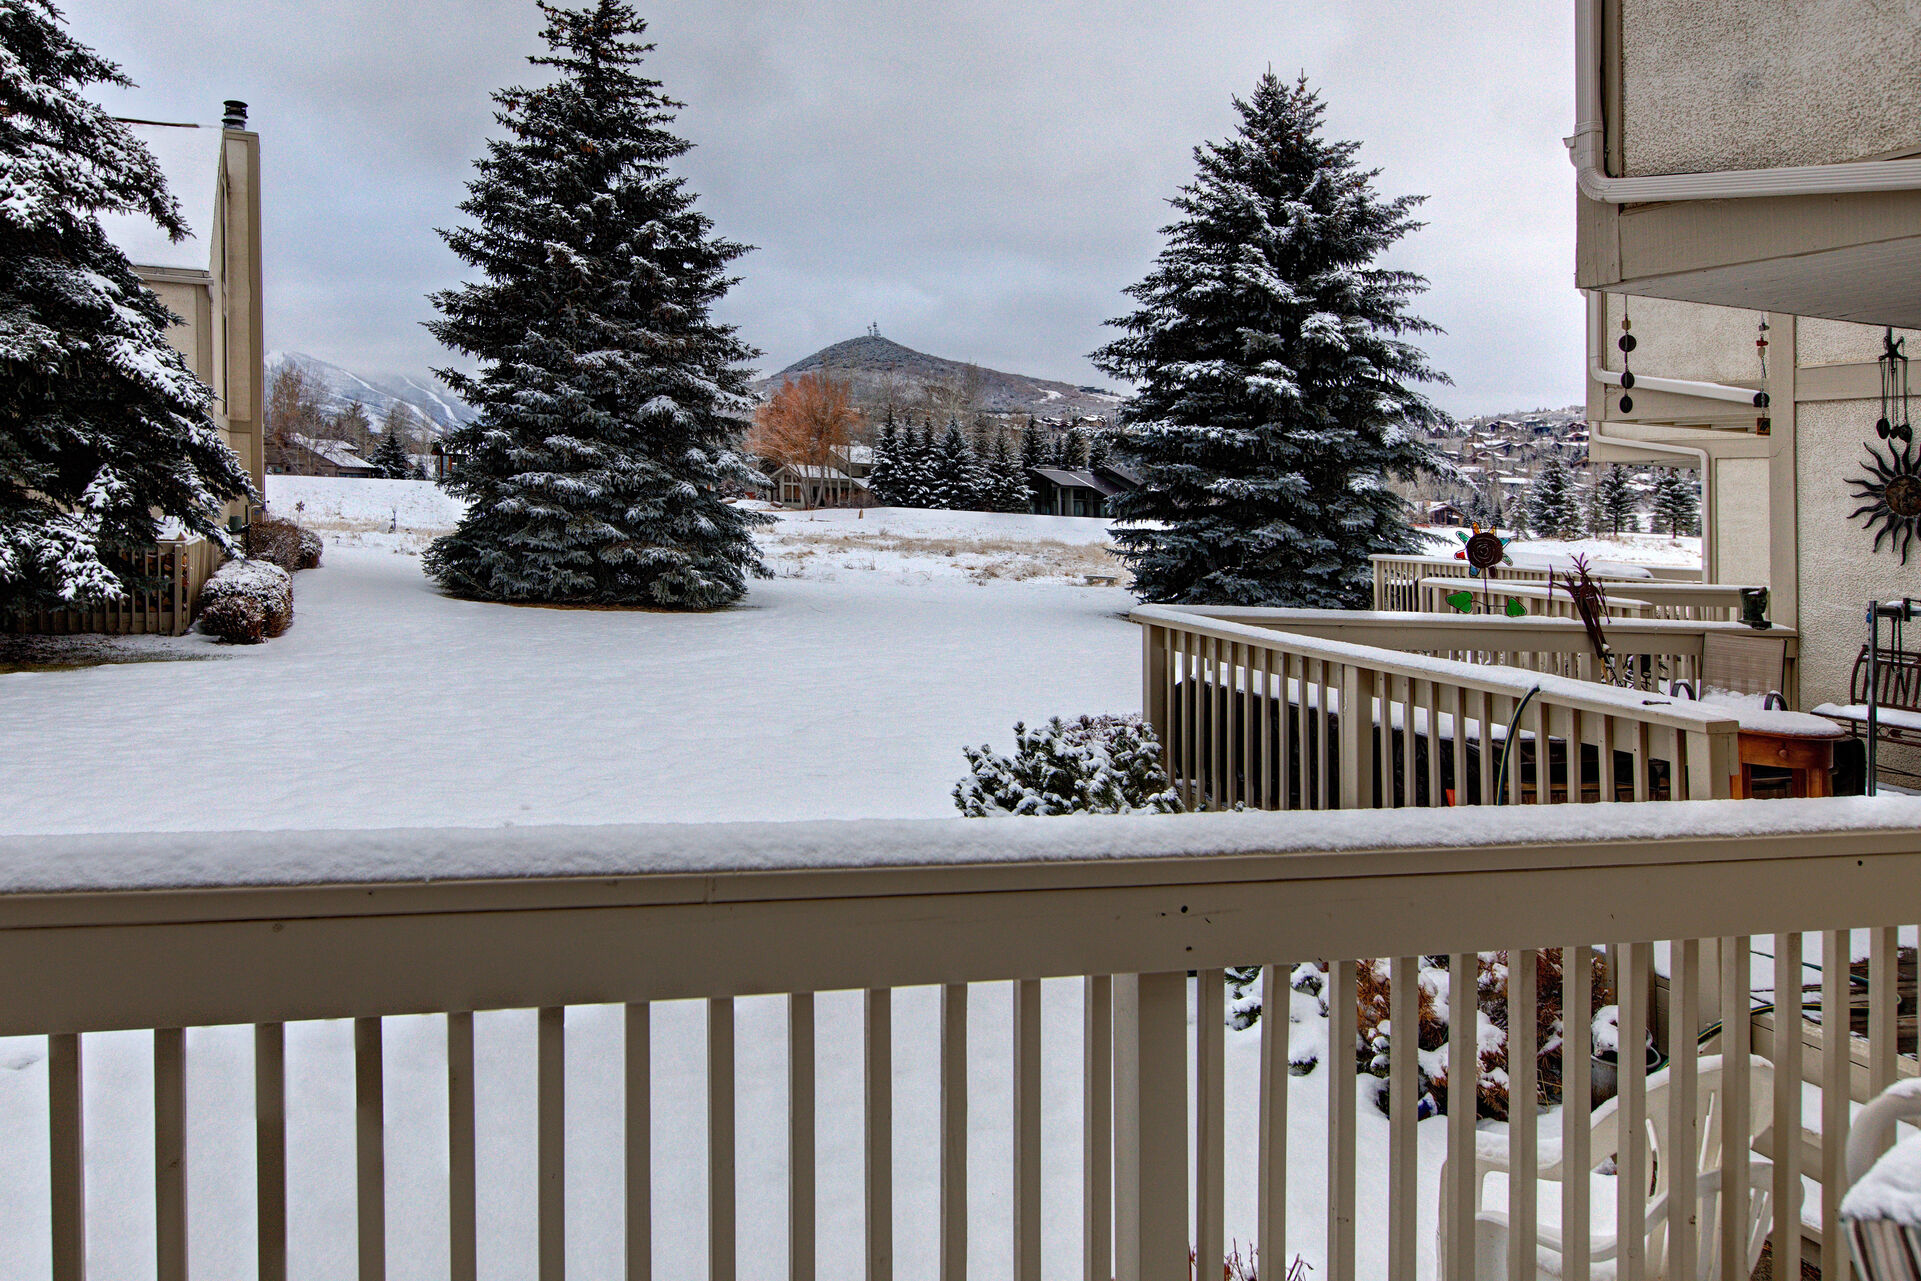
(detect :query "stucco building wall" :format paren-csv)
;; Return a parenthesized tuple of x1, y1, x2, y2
(1599, 294, 1768, 384)
(1620, 0, 1921, 176)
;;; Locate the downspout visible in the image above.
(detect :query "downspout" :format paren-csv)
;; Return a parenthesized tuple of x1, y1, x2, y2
(1585, 293, 1715, 583)
(1570, 0, 1921, 203)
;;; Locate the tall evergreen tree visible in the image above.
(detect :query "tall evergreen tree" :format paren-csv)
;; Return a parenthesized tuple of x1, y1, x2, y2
(898, 419, 941, 508)
(987, 429, 1029, 512)
(1593, 463, 1640, 536)
(1019, 422, 1047, 509)
(0, 0, 254, 611)
(424, 1, 766, 607)
(1091, 73, 1446, 607)
(1650, 467, 1700, 536)
(1526, 456, 1583, 538)
(868, 412, 901, 505)
(1053, 424, 1088, 469)
(1086, 430, 1110, 470)
(369, 426, 413, 479)
(930, 417, 982, 509)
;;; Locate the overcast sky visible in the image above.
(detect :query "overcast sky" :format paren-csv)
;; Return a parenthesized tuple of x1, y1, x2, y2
(72, 1, 1583, 415)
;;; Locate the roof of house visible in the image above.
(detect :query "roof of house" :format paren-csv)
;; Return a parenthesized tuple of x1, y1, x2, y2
(1031, 467, 1123, 497)
(776, 464, 870, 486)
(97, 121, 224, 273)
(829, 444, 874, 466)
(289, 435, 379, 472)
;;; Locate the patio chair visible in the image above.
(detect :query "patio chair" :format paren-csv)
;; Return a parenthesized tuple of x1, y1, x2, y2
(1438, 1054, 1786, 1280)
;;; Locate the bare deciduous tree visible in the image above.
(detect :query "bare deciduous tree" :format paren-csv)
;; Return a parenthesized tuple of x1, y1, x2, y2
(748, 372, 862, 508)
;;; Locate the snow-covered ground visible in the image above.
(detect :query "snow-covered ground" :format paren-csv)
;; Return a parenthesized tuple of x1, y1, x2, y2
(1418, 525, 1703, 572)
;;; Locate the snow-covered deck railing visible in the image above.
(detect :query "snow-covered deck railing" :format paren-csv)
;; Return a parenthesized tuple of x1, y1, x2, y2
(3, 805, 1920, 1281)
(1133, 604, 1772, 812)
(1370, 553, 1754, 620)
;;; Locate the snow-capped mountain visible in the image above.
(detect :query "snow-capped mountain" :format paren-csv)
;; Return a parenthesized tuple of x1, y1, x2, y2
(267, 351, 476, 434)
(754, 335, 1124, 419)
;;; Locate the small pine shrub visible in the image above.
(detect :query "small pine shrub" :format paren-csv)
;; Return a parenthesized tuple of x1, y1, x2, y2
(197, 559, 293, 643)
(955, 714, 1183, 815)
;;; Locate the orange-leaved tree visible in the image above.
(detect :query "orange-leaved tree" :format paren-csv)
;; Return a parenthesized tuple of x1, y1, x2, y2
(749, 371, 862, 508)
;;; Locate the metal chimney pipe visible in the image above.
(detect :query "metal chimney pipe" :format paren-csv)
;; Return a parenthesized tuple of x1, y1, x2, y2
(221, 100, 248, 129)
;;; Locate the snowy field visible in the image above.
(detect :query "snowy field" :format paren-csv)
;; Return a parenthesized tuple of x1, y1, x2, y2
(0, 479, 1732, 1279)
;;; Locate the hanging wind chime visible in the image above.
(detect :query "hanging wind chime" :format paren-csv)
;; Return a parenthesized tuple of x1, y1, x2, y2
(1616, 310, 1637, 413)
(1848, 328, 1921, 563)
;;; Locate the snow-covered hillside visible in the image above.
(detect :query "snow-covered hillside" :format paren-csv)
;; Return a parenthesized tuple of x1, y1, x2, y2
(267, 351, 476, 434)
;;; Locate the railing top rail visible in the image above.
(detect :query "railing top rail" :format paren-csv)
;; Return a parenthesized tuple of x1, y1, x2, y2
(1372, 552, 1730, 588)
(2, 801, 1919, 1033)
(1147, 605, 1780, 635)
(1134, 605, 1764, 728)
(1414, 576, 1655, 606)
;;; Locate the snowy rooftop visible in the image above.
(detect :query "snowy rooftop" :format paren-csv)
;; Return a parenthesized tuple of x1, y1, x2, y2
(289, 435, 375, 471)
(96, 121, 224, 273)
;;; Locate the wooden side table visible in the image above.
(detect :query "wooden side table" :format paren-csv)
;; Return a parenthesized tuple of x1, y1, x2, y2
(1737, 727, 1839, 798)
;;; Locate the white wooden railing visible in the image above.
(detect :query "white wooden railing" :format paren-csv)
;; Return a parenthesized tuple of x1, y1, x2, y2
(1371, 554, 1754, 621)
(1, 808, 1917, 1281)
(1135, 605, 1768, 811)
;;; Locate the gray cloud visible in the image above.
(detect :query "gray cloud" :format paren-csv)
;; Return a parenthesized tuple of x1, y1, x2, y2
(72, 1, 1583, 414)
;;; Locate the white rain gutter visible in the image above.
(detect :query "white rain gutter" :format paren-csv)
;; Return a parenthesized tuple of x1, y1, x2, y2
(1583, 292, 1770, 407)
(1570, 0, 1921, 203)
(1585, 292, 1714, 583)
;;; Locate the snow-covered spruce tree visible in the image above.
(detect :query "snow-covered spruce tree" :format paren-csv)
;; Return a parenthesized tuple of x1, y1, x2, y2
(1525, 454, 1582, 539)
(0, 0, 254, 613)
(896, 419, 938, 508)
(1593, 463, 1640, 536)
(930, 418, 982, 509)
(424, 0, 766, 607)
(1053, 424, 1087, 469)
(868, 413, 901, 505)
(1092, 73, 1447, 607)
(1018, 421, 1046, 508)
(988, 429, 1029, 513)
(368, 427, 412, 479)
(1650, 467, 1699, 536)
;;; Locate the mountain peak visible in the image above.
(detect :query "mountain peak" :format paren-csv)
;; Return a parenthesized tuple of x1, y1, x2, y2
(757, 335, 1121, 419)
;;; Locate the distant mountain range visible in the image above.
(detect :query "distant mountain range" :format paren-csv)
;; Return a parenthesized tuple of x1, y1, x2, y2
(754, 334, 1124, 419)
(267, 351, 476, 435)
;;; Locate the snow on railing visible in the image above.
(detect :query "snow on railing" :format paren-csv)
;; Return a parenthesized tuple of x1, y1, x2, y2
(1, 807, 1918, 1281)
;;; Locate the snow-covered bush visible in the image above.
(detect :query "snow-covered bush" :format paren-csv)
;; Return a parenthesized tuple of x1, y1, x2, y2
(1235, 950, 1612, 1120)
(245, 516, 322, 572)
(197, 559, 292, 644)
(954, 714, 1183, 816)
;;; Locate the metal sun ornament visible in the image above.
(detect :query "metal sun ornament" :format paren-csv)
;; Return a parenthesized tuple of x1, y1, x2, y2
(1447, 524, 1524, 615)
(1848, 328, 1921, 564)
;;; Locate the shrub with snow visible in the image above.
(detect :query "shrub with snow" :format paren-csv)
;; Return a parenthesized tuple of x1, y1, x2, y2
(954, 714, 1183, 816)
(197, 559, 292, 644)
(244, 516, 322, 573)
(1234, 950, 1612, 1121)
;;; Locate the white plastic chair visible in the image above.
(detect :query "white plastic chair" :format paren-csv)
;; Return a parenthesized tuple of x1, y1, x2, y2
(1438, 1054, 1785, 1279)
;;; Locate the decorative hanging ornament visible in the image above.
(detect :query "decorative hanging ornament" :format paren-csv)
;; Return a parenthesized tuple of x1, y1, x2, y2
(1454, 523, 1514, 576)
(1876, 327, 1913, 444)
(1617, 313, 1636, 414)
(1849, 330, 1921, 562)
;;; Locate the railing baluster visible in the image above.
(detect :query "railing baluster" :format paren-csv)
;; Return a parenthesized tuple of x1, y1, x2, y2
(1821, 931, 1847, 1281)
(1196, 969, 1225, 1281)
(791, 993, 817, 1281)
(356, 1016, 387, 1281)
(1114, 973, 1186, 1281)
(449, 1012, 478, 1281)
(1207, 635, 1222, 812)
(540, 1007, 566, 1281)
(1666, 941, 1699, 1281)
(1185, 634, 1200, 812)
(1423, 680, 1442, 808)
(1328, 960, 1358, 1281)
(1083, 976, 1110, 1281)
(1771, 932, 1802, 1281)
(1618, 943, 1649, 1281)
(151, 1028, 189, 1281)
(1013, 981, 1041, 1281)
(1255, 647, 1271, 810)
(1872, 925, 1899, 1102)
(1258, 964, 1290, 1278)
(1629, 723, 1650, 801)
(863, 989, 892, 1281)
(257, 1022, 288, 1281)
(1597, 715, 1617, 803)
(1449, 685, 1467, 809)
(626, 1004, 652, 1281)
(1388, 956, 1417, 1278)
(710, 997, 736, 1281)
(1474, 691, 1496, 806)
(1563, 945, 1592, 1281)
(1376, 671, 1394, 808)
(1445, 953, 1478, 1281)
(1718, 935, 1751, 1279)
(1231, 641, 1247, 809)
(1508, 951, 1538, 1281)
(940, 984, 967, 1281)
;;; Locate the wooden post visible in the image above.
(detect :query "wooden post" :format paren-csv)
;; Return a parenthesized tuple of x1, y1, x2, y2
(1113, 973, 1187, 1281)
